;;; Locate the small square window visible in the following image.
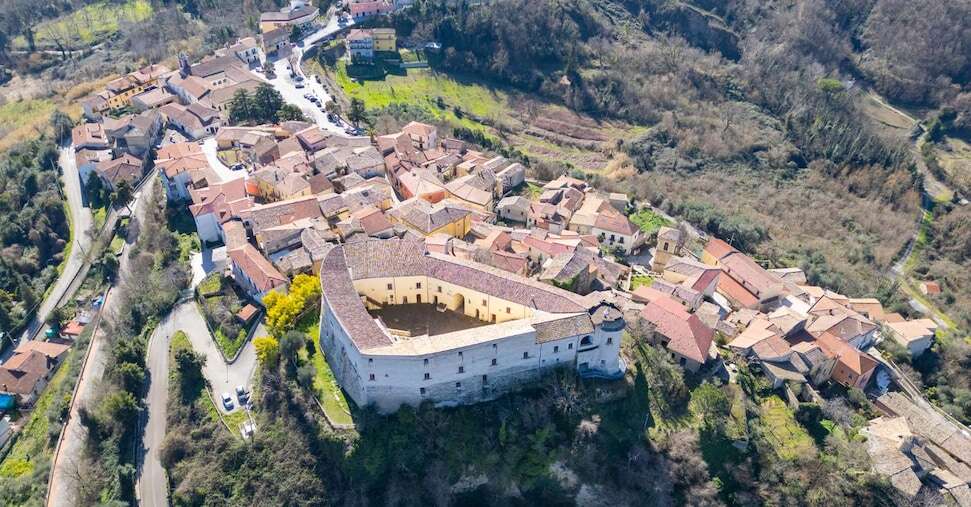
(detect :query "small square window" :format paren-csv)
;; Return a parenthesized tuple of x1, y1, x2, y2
(554, 346, 559, 353)
(455, 382, 462, 389)
(369, 374, 375, 381)
(523, 351, 529, 359)
(368, 358, 373, 364)
(607, 337, 613, 345)
(491, 358, 497, 366)
(387, 283, 393, 290)
(458, 366, 465, 373)
(423, 358, 429, 366)
(416, 282, 422, 289)
(492, 344, 497, 350)
(568, 343, 573, 350)
(437, 286, 442, 293)
(420, 387, 426, 395)
(506, 307, 510, 314)
(458, 351, 463, 358)
(482, 299, 487, 306)
(424, 372, 431, 380)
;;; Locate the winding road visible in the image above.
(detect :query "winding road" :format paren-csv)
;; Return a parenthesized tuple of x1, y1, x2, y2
(137, 301, 262, 507)
(47, 173, 156, 507)
(2, 146, 93, 361)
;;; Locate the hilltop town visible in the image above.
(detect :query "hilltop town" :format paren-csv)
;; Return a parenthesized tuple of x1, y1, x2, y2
(0, 0, 969, 505)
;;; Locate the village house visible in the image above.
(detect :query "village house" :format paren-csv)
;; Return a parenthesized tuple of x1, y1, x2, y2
(349, 0, 394, 21)
(259, 0, 319, 33)
(82, 64, 171, 117)
(229, 243, 289, 302)
(496, 196, 533, 226)
(156, 141, 214, 201)
(638, 294, 714, 371)
(387, 198, 472, 237)
(188, 178, 252, 243)
(0, 341, 71, 406)
(346, 29, 376, 61)
(885, 318, 939, 357)
(702, 238, 787, 311)
(95, 153, 144, 190)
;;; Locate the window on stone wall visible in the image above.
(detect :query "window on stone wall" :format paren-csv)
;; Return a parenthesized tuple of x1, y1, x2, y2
(420, 387, 426, 395)
(482, 299, 487, 306)
(455, 382, 462, 390)
(491, 358, 497, 366)
(424, 372, 431, 380)
(568, 343, 573, 350)
(368, 358, 373, 364)
(458, 351, 463, 358)
(387, 283, 392, 290)
(580, 336, 592, 346)
(416, 282, 422, 289)
(423, 358, 429, 366)
(523, 351, 529, 359)
(607, 337, 613, 345)
(506, 307, 510, 314)
(369, 374, 375, 381)
(437, 286, 442, 293)
(458, 366, 464, 373)
(554, 346, 559, 353)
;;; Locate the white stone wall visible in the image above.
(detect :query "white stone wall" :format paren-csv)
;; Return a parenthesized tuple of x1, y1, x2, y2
(194, 212, 221, 243)
(322, 301, 624, 413)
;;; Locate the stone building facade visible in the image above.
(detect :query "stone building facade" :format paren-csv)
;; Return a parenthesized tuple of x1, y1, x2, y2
(319, 238, 625, 413)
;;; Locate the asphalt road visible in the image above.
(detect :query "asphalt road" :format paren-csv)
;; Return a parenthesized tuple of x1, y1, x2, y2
(3, 147, 94, 361)
(47, 176, 156, 507)
(136, 301, 261, 505)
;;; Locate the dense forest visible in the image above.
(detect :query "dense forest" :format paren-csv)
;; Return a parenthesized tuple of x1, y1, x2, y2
(0, 137, 68, 336)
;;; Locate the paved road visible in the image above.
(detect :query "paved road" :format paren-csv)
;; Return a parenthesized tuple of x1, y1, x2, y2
(47, 176, 156, 507)
(200, 138, 244, 181)
(3, 146, 94, 361)
(136, 301, 261, 506)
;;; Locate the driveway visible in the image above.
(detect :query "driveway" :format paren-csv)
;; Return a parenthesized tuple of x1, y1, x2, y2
(200, 137, 244, 182)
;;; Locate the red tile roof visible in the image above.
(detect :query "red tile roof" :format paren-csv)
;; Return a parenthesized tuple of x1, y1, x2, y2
(639, 295, 713, 363)
(229, 244, 288, 293)
(704, 238, 735, 261)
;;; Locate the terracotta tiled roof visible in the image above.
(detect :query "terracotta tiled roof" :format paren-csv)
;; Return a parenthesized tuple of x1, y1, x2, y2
(229, 243, 288, 293)
(639, 295, 713, 363)
(816, 331, 878, 377)
(96, 154, 143, 187)
(704, 238, 735, 261)
(320, 239, 593, 351)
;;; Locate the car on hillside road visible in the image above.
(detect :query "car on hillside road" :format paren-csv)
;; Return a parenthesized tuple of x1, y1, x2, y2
(221, 392, 234, 410)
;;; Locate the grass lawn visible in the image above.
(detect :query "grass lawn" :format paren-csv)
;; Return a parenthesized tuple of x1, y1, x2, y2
(217, 149, 241, 167)
(92, 206, 108, 231)
(0, 350, 75, 478)
(170, 331, 243, 435)
(109, 234, 125, 255)
(630, 208, 672, 235)
(13, 0, 154, 49)
(56, 199, 75, 276)
(630, 274, 654, 290)
(214, 328, 248, 360)
(197, 273, 222, 296)
(297, 311, 353, 427)
(0, 99, 57, 152)
(758, 396, 815, 460)
(518, 182, 543, 199)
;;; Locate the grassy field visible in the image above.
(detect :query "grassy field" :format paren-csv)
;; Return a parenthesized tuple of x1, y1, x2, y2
(214, 328, 248, 360)
(629, 209, 672, 235)
(14, 0, 154, 49)
(326, 60, 639, 173)
(758, 396, 815, 460)
(0, 99, 58, 152)
(297, 312, 353, 428)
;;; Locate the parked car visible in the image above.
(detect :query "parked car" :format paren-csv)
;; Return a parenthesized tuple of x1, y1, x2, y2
(295, 81, 305, 88)
(221, 392, 234, 410)
(231, 163, 244, 171)
(314, 75, 321, 83)
(236, 385, 249, 402)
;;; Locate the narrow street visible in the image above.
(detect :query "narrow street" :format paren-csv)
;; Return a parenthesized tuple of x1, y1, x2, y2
(136, 302, 262, 506)
(47, 175, 157, 507)
(3, 146, 93, 360)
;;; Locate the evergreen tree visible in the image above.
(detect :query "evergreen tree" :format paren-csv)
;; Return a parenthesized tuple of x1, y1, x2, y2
(228, 89, 254, 125)
(253, 83, 284, 123)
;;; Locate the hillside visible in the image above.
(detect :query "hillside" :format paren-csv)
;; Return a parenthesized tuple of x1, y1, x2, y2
(372, 0, 969, 304)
